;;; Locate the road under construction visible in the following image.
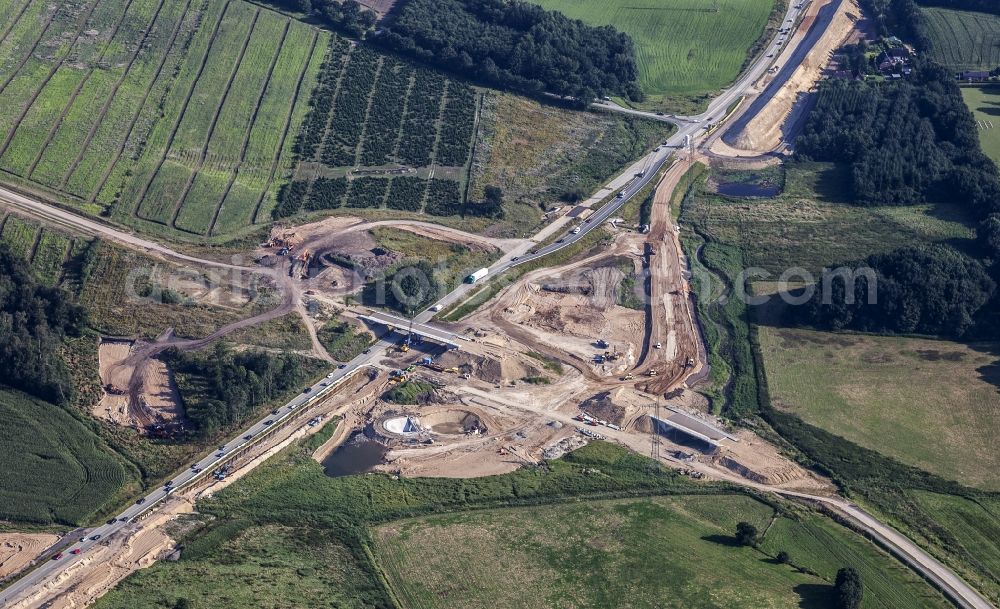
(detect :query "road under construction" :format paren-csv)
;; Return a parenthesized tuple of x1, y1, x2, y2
(0, 0, 995, 606)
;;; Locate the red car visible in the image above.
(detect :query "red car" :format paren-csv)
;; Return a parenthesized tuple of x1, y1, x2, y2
(51, 552, 63, 560)
(70, 549, 82, 555)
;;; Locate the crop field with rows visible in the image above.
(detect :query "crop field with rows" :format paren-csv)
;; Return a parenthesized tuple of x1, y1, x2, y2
(0, 388, 136, 524)
(278, 43, 479, 219)
(0, 0, 328, 240)
(528, 0, 775, 105)
(0, 213, 91, 286)
(924, 7, 1000, 71)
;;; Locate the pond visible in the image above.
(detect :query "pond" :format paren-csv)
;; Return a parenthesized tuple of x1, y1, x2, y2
(320, 432, 388, 477)
(715, 181, 781, 197)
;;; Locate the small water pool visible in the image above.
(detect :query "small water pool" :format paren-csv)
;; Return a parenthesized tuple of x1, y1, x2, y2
(321, 433, 388, 477)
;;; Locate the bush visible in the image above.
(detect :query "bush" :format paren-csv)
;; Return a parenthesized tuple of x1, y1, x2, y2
(835, 567, 863, 609)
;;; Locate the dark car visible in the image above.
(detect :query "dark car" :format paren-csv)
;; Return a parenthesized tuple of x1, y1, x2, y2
(264, 419, 274, 426)
(244, 434, 253, 440)
(107, 518, 117, 525)
(557, 239, 564, 243)
(303, 387, 311, 393)
(135, 497, 145, 505)
(271, 409, 279, 415)
(338, 364, 346, 369)
(52, 553, 63, 560)
(91, 534, 101, 541)
(363, 349, 371, 354)
(511, 256, 519, 261)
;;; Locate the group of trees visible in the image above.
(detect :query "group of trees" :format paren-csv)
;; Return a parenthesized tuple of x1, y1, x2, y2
(165, 344, 315, 436)
(793, 3, 1000, 338)
(0, 244, 86, 404)
(796, 245, 995, 338)
(379, 0, 641, 105)
(796, 62, 1000, 213)
(265, 0, 376, 37)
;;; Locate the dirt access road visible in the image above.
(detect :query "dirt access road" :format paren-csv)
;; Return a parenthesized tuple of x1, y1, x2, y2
(635, 159, 704, 393)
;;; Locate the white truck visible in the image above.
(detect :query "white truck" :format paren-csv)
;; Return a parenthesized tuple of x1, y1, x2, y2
(466, 268, 489, 284)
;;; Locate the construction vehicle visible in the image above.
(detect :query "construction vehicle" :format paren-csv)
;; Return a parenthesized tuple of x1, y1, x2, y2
(647, 369, 658, 377)
(621, 373, 634, 381)
(444, 367, 459, 373)
(596, 339, 609, 349)
(685, 357, 696, 367)
(398, 342, 409, 353)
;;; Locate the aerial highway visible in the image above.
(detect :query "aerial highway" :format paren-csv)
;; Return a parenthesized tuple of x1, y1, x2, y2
(6, 1, 994, 607)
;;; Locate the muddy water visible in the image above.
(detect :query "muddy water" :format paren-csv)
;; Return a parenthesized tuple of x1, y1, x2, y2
(321, 433, 388, 477)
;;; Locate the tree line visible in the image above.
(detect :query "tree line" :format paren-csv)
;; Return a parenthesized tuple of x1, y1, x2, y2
(264, 0, 377, 37)
(378, 0, 642, 106)
(0, 244, 86, 404)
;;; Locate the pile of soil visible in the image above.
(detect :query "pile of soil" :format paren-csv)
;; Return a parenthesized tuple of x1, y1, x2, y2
(579, 388, 630, 425)
(435, 350, 542, 384)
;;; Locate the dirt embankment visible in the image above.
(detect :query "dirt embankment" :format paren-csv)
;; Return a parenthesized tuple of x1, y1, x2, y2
(0, 533, 59, 581)
(727, 0, 861, 154)
(95, 339, 183, 432)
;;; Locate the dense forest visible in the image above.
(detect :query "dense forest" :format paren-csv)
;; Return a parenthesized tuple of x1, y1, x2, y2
(379, 0, 641, 104)
(0, 245, 86, 404)
(795, 62, 1000, 212)
(165, 345, 317, 436)
(263, 0, 377, 36)
(796, 245, 995, 338)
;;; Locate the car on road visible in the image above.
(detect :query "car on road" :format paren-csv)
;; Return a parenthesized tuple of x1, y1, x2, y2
(135, 497, 145, 505)
(264, 419, 274, 426)
(362, 349, 371, 354)
(656, 112, 664, 116)
(511, 256, 519, 261)
(338, 363, 346, 369)
(272, 409, 279, 415)
(430, 304, 443, 312)
(557, 239, 564, 243)
(51, 553, 63, 560)
(70, 549, 81, 555)
(303, 387, 311, 393)
(244, 434, 253, 440)
(107, 518, 116, 525)
(90, 535, 101, 541)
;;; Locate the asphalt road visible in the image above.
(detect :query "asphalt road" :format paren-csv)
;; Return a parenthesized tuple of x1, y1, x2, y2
(4, 1, 994, 607)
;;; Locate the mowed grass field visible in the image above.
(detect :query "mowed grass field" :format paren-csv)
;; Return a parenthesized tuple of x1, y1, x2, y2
(960, 86, 1000, 166)
(374, 494, 949, 609)
(758, 327, 1000, 490)
(909, 491, 1000, 592)
(0, 0, 328, 240)
(528, 0, 775, 101)
(0, 388, 137, 524)
(923, 7, 1000, 71)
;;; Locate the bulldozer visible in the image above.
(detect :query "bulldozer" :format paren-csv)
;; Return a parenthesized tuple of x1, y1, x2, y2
(620, 373, 634, 381)
(646, 369, 658, 377)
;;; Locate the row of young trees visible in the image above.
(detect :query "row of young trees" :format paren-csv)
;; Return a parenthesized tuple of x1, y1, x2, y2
(0, 244, 86, 404)
(379, 0, 642, 105)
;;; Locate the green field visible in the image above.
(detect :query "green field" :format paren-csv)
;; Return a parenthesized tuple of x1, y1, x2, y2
(375, 495, 948, 609)
(0, 0, 329, 240)
(909, 491, 1000, 589)
(0, 388, 137, 524)
(528, 0, 776, 107)
(960, 86, 1000, 166)
(684, 162, 975, 274)
(924, 7, 1000, 71)
(92, 434, 950, 609)
(758, 327, 1000, 490)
